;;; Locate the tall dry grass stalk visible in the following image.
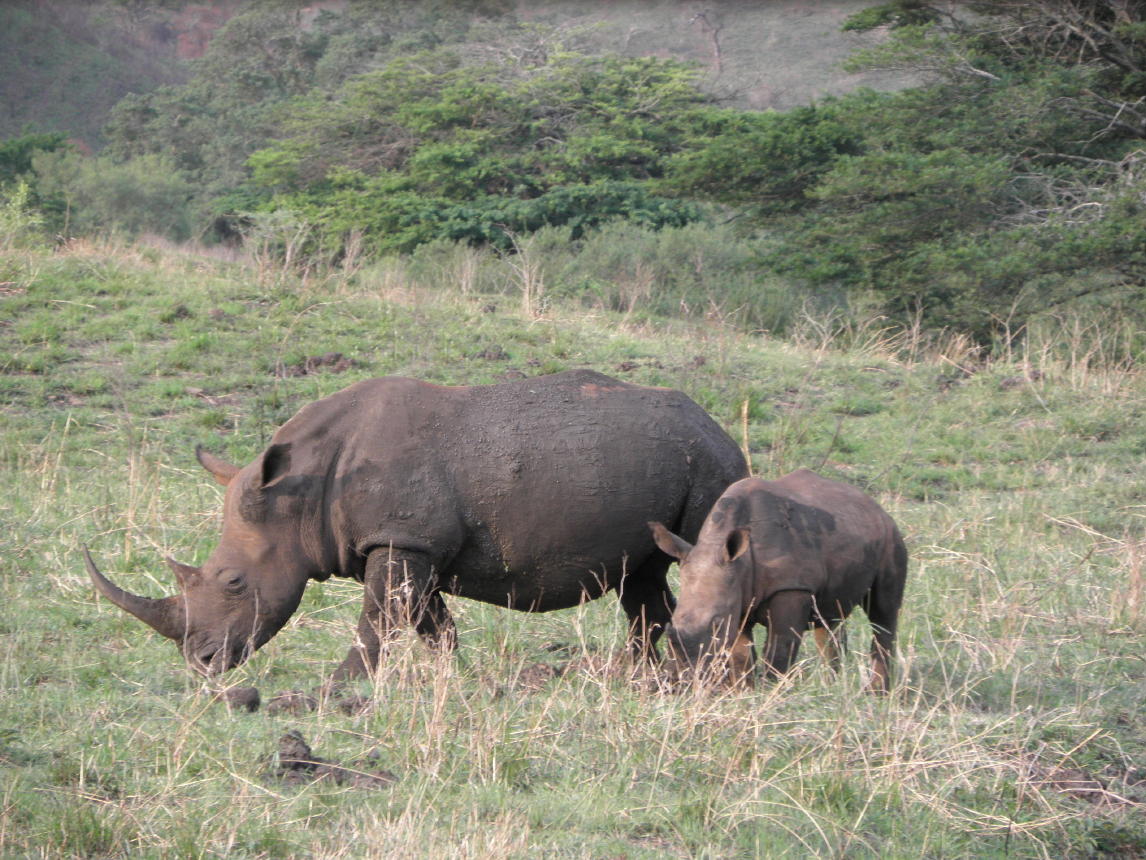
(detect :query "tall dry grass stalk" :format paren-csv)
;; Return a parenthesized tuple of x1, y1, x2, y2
(454, 244, 483, 296)
(618, 260, 654, 318)
(1125, 539, 1144, 629)
(790, 301, 987, 370)
(502, 231, 545, 317)
(1021, 313, 1140, 396)
(243, 210, 315, 289)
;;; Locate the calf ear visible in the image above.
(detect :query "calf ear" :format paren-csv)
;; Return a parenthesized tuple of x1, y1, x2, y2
(649, 522, 692, 560)
(259, 443, 292, 488)
(723, 527, 751, 563)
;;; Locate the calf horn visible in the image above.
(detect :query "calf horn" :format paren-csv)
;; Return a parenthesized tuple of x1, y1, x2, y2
(83, 546, 187, 642)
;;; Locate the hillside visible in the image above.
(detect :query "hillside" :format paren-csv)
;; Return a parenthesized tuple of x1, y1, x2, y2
(1, 0, 909, 148)
(517, 0, 912, 110)
(0, 2, 193, 147)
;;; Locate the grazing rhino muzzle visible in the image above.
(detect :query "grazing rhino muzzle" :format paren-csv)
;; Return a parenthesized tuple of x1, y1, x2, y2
(651, 470, 907, 692)
(86, 371, 748, 683)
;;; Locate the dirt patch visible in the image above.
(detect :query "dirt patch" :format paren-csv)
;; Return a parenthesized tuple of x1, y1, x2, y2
(264, 687, 370, 716)
(514, 662, 561, 692)
(275, 352, 355, 378)
(264, 689, 317, 715)
(185, 387, 242, 407)
(46, 393, 85, 408)
(488, 653, 668, 696)
(268, 730, 397, 790)
(474, 344, 510, 361)
(560, 653, 668, 690)
(615, 359, 663, 373)
(1024, 756, 1146, 809)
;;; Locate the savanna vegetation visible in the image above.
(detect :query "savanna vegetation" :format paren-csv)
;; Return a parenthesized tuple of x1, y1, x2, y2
(3, 1, 1146, 857)
(3, 216, 1146, 858)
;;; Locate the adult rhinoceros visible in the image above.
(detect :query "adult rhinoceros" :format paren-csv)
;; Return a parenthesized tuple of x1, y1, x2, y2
(85, 370, 747, 682)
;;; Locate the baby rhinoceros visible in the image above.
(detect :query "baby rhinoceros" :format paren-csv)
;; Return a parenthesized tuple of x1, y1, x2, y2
(650, 470, 907, 692)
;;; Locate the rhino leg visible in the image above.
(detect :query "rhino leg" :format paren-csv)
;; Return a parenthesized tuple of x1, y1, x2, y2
(333, 547, 442, 681)
(617, 555, 676, 661)
(414, 591, 457, 651)
(728, 629, 756, 687)
(813, 621, 848, 673)
(864, 588, 901, 694)
(760, 590, 813, 679)
(864, 540, 907, 694)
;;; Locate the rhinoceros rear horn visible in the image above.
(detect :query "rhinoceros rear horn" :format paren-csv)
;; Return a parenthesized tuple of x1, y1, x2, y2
(83, 546, 187, 642)
(196, 445, 241, 486)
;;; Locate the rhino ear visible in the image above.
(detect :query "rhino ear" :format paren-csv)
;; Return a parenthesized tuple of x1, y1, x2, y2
(650, 522, 692, 561)
(196, 446, 240, 486)
(239, 443, 293, 523)
(723, 528, 751, 564)
(166, 557, 201, 590)
(259, 443, 292, 488)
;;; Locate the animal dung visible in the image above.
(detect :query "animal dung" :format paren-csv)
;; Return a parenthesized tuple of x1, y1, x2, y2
(269, 730, 397, 790)
(215, 685, 261, 712)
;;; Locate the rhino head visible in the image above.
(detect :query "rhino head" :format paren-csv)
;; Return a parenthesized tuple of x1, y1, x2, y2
(649, 519, 756, 682)
(85, 445, 312, 675)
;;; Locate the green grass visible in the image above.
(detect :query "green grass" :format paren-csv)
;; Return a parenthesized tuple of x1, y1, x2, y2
(3, 237, 1145, 857)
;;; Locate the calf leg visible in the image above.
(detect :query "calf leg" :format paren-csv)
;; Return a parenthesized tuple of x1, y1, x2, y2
(617, 556, 676, 661)
(332, 547, 443, 681)
(760, 590, 813, 679)
(728, 628, 756, 687)
(813, 621, 848, 673)
(864, 582, 903, 694)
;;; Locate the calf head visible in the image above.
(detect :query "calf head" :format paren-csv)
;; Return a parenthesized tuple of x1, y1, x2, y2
(85, 446, 310, 675)
(649, 519, 755, 683)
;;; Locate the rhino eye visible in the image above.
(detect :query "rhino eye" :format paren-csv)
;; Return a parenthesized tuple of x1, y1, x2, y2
(222, 573, 247, 595)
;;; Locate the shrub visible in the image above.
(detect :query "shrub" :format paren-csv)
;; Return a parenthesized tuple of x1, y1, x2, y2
(32, 151, 193, 240)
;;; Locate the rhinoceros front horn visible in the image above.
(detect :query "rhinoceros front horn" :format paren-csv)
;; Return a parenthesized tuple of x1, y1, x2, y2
(83, 546, 187, 642)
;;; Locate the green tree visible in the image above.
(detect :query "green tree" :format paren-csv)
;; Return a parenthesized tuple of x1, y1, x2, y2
(661, 102, 863, 216)
(741, 1, 1146, 336)
(102, 2, 508, 236)
(247, 46, 711, 255)
(0, 132, 68, 186)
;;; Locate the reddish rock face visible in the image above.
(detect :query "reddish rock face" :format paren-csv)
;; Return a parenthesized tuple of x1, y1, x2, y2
(171, 2, 243, 59)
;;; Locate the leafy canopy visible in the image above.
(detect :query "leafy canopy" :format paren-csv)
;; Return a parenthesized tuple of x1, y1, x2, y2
(247, 46, 710, 254)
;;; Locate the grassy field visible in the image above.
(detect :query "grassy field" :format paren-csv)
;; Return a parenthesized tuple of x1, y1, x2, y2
(2, 237, 1145, 858)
